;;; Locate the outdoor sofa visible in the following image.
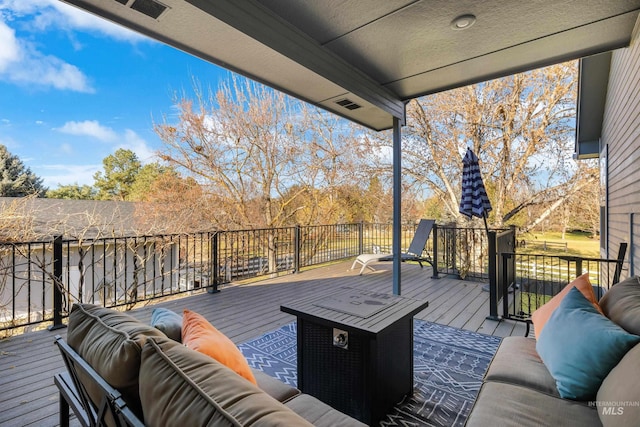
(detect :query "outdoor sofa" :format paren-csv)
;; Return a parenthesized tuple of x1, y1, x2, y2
(54, 303, 366, 427)
(465, 274, 640, 427)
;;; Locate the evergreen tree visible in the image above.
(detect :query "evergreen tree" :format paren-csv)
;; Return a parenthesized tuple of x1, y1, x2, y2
(94, 149, 141, 201)
(0, 144, 46, 197)
(46, 183, 97, 200)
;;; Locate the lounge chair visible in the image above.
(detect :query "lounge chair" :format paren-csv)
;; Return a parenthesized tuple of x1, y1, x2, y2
(351, 219, 437, 276)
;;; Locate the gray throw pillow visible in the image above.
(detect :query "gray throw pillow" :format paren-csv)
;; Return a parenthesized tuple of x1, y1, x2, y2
(151, 307, 183, 342)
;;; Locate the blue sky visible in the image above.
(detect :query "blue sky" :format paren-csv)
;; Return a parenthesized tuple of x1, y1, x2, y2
(0, 0, 230, 189)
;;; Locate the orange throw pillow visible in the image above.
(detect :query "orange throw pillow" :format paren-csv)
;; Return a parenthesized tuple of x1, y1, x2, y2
(531, 273, 602, 339)
(182, 309, 257, 384)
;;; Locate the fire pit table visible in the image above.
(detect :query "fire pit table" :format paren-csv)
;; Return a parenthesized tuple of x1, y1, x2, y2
(281, 287, 429, 426)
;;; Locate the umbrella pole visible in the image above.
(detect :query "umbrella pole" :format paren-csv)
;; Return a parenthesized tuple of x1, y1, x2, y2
(482, 212, 489, 235)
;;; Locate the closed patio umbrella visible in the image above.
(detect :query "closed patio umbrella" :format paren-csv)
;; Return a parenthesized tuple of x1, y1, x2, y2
(459, 147, 492, 233)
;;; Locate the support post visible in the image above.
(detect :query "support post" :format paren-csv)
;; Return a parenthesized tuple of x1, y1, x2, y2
(502, 253, 511, 318)
(49, 235, 66, 331)
(486, 231, 500, 321)
(431, 224, 439, 278)
(294, 225, 301, 273)
(575, 258, 583, 278)
(208, 232, 220, 293)
(392, 116, 402, 295)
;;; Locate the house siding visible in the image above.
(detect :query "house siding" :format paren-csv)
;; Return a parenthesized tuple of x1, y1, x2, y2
(602, 16, 640, 277)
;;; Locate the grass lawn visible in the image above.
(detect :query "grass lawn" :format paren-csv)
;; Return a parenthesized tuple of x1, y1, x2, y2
(517, 231, 599, 258)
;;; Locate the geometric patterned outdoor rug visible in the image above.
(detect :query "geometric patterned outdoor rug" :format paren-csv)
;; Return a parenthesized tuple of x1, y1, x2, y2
(238, 319, 502, 427)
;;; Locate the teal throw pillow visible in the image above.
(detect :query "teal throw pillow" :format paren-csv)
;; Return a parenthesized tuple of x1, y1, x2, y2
(536, 287, 640, 400)
(150, 307, 183, 343)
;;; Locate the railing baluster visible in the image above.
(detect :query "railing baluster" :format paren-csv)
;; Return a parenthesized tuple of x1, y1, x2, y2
(27, 242, 32, 327)
(49, 236, 65, 330)
(42, 241, 46, 323)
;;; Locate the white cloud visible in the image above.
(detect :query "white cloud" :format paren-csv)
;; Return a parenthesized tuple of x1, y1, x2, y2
(39, 163, 100, 187)
(56, 119, 158, 162)
(39, 129, 159, 187)
(9, 47, 94, 92)
(0, 18, 94, 92)
(57, 120, 117, 142)
(117, 129, 157, 163)
(1, 0, 146, 43)
(0, 19, 18, 71)
(0, 0, 150, 92)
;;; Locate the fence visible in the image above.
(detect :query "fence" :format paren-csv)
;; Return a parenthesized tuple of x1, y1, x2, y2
(498, 248, 626, 335)
(0, 224, 406, 332)
(434, 225, 512, 281)
(0, 232, 218, 332)
(519, 240, 568, 252)
(0, 221, 501, 332)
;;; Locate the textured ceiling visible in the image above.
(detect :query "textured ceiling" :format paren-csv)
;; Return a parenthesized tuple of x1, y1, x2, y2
(61, 0, 640, 130)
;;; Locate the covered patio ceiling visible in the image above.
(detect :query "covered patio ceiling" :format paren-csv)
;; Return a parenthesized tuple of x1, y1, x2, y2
(62, 0, 640, 131)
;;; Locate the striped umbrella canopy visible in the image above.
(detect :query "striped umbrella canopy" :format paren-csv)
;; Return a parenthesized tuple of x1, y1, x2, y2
(459, 148, 492, 231)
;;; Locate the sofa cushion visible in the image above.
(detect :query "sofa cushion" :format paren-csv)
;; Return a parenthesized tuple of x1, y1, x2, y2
(465, 382, 601, 427)
(253, 370, 301, 403)
(597, 343, 640, 427)
(483, 336, 559, 397)
(139, 337, 314, 426)
(536, 287, 640, 400)
(182, 309, 257, 384)
(531, 273, 601, 339)
(285, 394, 367, 427)
(66, 303, 165, 418)
(150, 307, 182, 342)
(599, 275, 640, 335)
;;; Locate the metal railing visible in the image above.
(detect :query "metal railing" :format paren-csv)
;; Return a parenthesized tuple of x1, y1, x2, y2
(499, 251, 626, 333)
(432, 225, 513, 281)
(0, 221, 493, 332)
(1, 225, 368, 332)
(0, 231, 219, 332)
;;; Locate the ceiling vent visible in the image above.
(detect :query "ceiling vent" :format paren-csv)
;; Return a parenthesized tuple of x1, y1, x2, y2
(130, 0, 168, 19)
(114, 0, 128, 4)
(335, 98, 362, 111)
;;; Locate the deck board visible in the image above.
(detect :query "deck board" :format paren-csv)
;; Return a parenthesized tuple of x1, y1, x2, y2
(0, 260, 530, 427)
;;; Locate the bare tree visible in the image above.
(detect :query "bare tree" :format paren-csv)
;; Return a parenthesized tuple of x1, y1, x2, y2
(0, 197, 40, 331)
(525, 160, 600, 236)
(133, 172, 213, 234)
(155, 76, 367, 272)
(157, 77, 366, 229)
(363, 61, 588, 230)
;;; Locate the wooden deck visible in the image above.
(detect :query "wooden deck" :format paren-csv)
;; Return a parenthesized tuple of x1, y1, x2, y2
(0, 260, 529, 427)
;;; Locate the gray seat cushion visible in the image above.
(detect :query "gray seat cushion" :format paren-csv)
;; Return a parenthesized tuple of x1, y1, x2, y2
(465, 382, 601, 427)
(67, 303, 165, 419)
(484, 336, 560, 397)
(599, 276, 640, 335)
(253, 369, 300, 403)
(139, 337, 314, 426)
(597, 343, 640, 427)
(285, 394, 368, 427)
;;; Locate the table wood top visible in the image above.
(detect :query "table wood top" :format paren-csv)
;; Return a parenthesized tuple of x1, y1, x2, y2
(281, 287, 429, 335)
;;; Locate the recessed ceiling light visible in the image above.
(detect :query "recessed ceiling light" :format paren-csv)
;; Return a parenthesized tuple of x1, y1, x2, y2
(451, 14, 476, 30)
